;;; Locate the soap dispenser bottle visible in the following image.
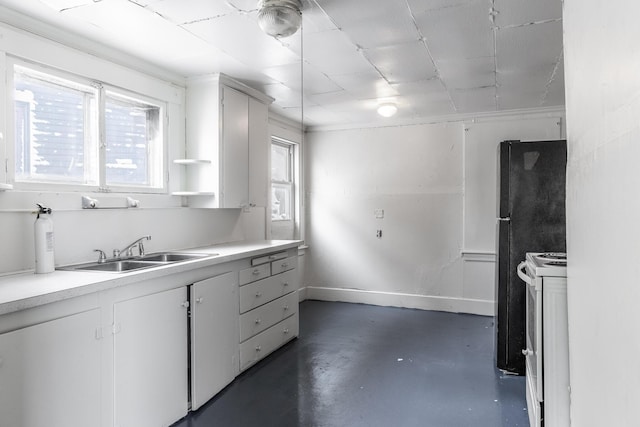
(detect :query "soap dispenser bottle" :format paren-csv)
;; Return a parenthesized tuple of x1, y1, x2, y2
(34, 203, 55, 274)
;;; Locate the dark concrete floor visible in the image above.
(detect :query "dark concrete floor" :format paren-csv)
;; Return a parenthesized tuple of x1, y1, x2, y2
(173, 300, 528, 427)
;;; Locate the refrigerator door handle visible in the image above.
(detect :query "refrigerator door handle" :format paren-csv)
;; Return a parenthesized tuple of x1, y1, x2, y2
(497, 217, 511, 222)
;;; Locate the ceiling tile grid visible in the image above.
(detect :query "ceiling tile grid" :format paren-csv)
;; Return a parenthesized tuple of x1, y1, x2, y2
(0, 0, 566, 128)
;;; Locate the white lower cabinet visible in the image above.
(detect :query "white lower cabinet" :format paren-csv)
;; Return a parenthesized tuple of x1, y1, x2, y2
(238, 251, 299, 371)
(0, 309, 102, 427)
(113, 287, 189, 427)
(240, 311, 299, 370)
(190, 272, 239, 410)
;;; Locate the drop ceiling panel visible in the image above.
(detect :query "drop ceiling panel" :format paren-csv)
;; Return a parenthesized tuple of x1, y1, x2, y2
(147, 0, 235, 25)
(338, 8, 420, 49)
(498, 69, 550, 94)
(263, 62, 341, 95)
(415, 0, 494, 60)
(301, 29, 372, 76)
(542, 61, 565, 107)
(402, 92, 456, 117)
(315, 0, 409, 29)
(435, 57, 495, 90)
(450, 86, 497, 113)
(62, 0, 220, 71)
(330, 71, 398, 99)
(308, 90, 359, 107)
(39, 0, 95, 11)
(302, 104, 352, 126)
(263, 83, 303, 108)
(494, 0, 561, 28)
(392, 79, 454, 116)
(226, 0, 260, 12)
(497, 91, 545, 110)
(363, 41, 437, 84)
(184, 13, 299, 70)
(407, 0, 480, 15)
(496, 20, 562, 72)
(300, 1, 339, 34)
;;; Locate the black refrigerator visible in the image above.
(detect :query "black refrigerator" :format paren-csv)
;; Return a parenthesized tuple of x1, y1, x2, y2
(495, 139, 567, 375)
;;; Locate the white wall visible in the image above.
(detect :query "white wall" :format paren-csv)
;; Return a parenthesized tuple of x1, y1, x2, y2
(563, 1, 640, 424)
(303, 112, 565, 315)
(462, 116, 564, 304)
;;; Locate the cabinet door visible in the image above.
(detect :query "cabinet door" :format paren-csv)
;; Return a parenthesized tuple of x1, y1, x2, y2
(113, 287, 189, 427)
(221, 86, 249, 208)
(248, 96, 269, 207)
(0, 309, 101, 427)
(191, 272, 239, 410)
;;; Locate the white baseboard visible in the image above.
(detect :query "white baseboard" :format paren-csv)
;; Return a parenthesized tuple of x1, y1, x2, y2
(298, 286, 495, 317)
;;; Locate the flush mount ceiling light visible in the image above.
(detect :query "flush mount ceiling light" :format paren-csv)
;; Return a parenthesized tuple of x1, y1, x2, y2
(377, 103, 398, 118)
(257, 0, 302, 38)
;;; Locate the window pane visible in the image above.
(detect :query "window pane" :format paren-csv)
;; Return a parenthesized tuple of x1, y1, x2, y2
(14, 68, 97, 184)
(105, 95, 161, 187)
(272, 183, 292, 220)
(271, 143, 290, 182)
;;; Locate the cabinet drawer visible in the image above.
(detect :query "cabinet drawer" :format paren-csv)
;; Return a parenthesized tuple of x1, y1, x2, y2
(239, 292, 298, 342)
(239, 270, 295, 314)
(239, 263, 271, 286)
(239, 312, 299, 371)
(270, 255, 297, 275)
(251, 251, 287, 266)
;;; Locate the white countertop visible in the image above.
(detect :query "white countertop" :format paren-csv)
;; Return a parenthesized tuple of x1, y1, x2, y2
(0, 240, 302, 316)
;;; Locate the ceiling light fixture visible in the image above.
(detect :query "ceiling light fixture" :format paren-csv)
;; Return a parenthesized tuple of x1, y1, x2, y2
(377, 103, 398, 118)
(257, 0, 302, 38)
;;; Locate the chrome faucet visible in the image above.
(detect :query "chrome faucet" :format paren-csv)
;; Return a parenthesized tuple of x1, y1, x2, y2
(113, 235, 151, 259)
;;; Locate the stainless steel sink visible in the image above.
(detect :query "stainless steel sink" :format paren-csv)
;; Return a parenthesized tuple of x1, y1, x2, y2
(58, 251, 218, 273)
(74, 260, 165, 272)
(138, 252, 215, 262)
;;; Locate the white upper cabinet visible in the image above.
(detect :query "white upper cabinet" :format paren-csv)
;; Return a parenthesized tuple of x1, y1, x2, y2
(181, 74, 273, 208)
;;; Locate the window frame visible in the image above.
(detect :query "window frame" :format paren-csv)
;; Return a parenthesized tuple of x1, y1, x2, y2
(271, 137, 295, 222)
(7, 57, 167, 194)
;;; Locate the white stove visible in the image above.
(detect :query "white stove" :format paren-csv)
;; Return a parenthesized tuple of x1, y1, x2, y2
(518, 252, 570, 427)
(526, 252, 567, 277)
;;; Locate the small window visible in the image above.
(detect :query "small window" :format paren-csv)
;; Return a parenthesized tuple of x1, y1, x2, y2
(12, 63, 165, 192)
(14, 66, 98, 185)
(105, 92, 163, 188)
(271, 140, 294, 221)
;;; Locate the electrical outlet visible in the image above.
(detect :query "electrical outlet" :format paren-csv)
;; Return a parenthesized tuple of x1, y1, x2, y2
(374, 209, 384, 219)
(376, 230, 382, 238)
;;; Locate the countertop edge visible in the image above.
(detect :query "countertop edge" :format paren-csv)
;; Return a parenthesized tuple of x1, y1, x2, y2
(0, 240, 302, 316)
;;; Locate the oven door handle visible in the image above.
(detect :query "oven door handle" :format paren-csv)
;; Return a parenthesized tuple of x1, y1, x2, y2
(517, 261, 533, 285)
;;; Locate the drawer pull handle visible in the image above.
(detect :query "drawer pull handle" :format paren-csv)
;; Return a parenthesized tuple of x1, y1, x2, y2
(255, 345, 262, 352)
(281, 263, 288, 268)
(283, 282, 289, 287)
(269, 255, 277, 260)
(283, 305, 289, 311)
(283, 328, 290, 334)
(181, 301, 190, 308)
(255, 318, 261, 324)
(252, 269, 261, 275)
(255, 292, 262, 298)
(196, 297, 204, 304)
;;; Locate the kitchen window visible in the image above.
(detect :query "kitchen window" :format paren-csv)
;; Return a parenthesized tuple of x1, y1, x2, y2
(271, 136, 300, 240)
(12, 63, 165, 192)
(271, 139, 294, 221)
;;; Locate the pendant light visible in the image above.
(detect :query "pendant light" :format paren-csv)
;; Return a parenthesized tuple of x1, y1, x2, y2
(257, 0, 302, 38)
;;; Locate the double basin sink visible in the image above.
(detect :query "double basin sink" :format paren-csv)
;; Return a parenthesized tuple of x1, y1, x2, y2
(59, 252, 218, 273)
